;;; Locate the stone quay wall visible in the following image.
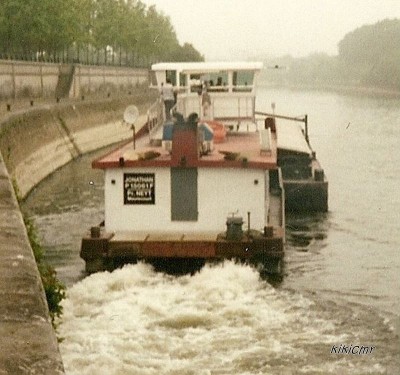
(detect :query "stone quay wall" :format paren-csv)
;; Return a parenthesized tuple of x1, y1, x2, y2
(0, 59, 149, 100)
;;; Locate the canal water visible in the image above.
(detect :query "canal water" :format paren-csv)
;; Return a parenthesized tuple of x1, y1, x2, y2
(22, 87, 400, 374)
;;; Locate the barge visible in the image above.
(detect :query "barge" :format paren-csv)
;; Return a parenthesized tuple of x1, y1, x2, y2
(255, 112, 328, 212)
(81, 61, 327, 274)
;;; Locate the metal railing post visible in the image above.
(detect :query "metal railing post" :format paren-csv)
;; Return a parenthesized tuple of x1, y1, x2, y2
(305, 114, 309, 143)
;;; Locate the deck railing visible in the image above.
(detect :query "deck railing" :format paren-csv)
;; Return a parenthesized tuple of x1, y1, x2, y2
(146, 97, 163, 139)
(255, 111, 309, 143)
(175, 93, 256, 124)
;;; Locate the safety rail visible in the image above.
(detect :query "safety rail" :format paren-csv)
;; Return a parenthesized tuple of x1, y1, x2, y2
(255, 111, 309, 143)
(146, 97, 164, 139)
(175, 93, 256, 124)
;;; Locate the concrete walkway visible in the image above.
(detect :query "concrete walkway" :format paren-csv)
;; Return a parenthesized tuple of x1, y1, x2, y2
(0, 152, 64, 374)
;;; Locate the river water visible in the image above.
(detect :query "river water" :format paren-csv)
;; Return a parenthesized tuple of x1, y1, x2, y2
(22, 87, 400, 374)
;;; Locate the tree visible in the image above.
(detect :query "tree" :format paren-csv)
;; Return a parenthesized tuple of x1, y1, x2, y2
(0, 0, 203, 66)
(338, 18, 400, 89)
(172, 43, 204, 62)
(261, 18, 400, 91)
(138, 5, 180, 63)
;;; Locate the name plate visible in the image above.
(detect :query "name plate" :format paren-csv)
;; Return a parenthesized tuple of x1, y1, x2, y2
(124, 173, 155, 204)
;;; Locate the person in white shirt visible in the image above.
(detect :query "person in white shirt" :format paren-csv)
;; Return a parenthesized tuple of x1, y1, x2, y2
(201, 82, 211, 119)
(161, 79, 175, 120)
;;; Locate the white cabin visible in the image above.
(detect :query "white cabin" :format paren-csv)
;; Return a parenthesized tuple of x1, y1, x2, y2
(103, 166, 269, 234)
(92, 61, 281, 236)
(150, 61, 263, 124)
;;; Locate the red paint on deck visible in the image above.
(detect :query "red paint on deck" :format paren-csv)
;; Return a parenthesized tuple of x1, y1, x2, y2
(92, 126, 277, 170)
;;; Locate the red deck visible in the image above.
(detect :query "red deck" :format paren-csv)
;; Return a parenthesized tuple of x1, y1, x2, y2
(92, 128, 277, 170)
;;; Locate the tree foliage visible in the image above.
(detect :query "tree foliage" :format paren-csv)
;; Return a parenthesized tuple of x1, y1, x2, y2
(338, 19, 400, 66)
(23, 214, 66, 326)
(263, 18, 400, 91)
(0, 0, 203, 65)
(338, 18, 400, 89)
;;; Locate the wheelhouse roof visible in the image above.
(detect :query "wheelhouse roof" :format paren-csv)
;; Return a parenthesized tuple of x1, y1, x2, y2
(151, 62, 263, 74)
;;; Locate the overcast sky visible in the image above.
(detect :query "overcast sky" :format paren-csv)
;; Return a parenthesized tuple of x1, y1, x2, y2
(142, 0, 400, 60)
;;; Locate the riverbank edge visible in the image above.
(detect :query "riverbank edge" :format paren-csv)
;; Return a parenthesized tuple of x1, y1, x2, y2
(0, 91, 156, 373)
(0, 151, 65, 374)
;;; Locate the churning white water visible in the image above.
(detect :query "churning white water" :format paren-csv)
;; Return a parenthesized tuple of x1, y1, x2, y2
(58, 261, 393, 375)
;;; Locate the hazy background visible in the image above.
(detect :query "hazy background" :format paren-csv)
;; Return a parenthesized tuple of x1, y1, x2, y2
(143, 0, 400, 60)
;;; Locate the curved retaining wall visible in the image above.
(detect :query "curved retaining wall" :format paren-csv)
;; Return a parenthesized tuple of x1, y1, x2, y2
(1, 91, 154, 198)
(0, 90, 155, 373)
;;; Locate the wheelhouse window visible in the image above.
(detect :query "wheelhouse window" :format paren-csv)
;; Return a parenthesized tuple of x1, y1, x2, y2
(189, 74, 202, 93)
(207, 72, 228, 92)
(233, 71, 254, 92)
(179, 73, 186, 88)
(166, 70, 177, 86)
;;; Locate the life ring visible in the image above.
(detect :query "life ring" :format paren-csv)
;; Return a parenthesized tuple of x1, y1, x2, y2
(203, 120, 226, 143)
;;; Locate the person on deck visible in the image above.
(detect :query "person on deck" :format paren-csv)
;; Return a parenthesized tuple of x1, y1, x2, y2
(160, 79, 175, 120)
(201, 83, 212, 120)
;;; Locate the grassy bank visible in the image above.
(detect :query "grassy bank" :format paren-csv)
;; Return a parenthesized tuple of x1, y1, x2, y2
(24, 215, 66, 325)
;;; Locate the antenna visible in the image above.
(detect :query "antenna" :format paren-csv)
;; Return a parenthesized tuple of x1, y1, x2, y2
(123, 105, 139, 125)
